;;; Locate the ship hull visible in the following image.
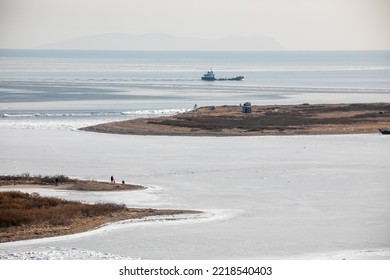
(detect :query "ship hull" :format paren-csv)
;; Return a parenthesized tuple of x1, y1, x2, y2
(201, 76, 216, 81)
(201, 70, 244, 81)
(202, 76, 244, 81)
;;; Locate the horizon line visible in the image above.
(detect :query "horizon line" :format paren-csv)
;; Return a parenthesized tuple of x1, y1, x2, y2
(1, 48, 390, 52)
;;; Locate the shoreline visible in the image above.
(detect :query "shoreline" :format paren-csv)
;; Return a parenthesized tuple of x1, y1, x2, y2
(80, 103, 390, 136)
(0, 176, 200, 243)
(0, 175, 145, 191)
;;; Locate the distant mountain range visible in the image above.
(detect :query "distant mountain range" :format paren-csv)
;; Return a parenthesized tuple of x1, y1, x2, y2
(39, 33, 283, 51)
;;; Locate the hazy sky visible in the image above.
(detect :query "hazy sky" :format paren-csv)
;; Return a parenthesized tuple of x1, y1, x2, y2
(0, 0, 389, 50)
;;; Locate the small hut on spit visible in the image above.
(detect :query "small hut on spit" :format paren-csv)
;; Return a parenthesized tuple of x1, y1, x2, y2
(242, 102, 252, 114)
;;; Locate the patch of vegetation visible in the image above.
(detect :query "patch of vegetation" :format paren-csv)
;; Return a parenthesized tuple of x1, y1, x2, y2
(147, 103, 390, 131)
(0, 174, 77, 186)
(0, 191, 126, 228)
(0, 174, 146, 192)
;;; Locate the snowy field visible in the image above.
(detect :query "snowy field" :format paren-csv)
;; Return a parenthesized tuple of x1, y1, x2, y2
(0, 128, 389, 259)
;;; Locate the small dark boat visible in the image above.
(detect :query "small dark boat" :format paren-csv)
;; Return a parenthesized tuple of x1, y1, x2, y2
(201, 69, 244, 81)
(378, 129, 390, 134)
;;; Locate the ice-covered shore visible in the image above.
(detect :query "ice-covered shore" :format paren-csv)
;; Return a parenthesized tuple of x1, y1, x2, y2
(0, 128, 389, 259)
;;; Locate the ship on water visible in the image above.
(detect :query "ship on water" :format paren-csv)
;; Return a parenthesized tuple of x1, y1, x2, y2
(201, 69, 244, 81)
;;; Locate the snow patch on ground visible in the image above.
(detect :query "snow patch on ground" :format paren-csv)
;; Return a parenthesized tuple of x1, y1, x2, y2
(0, 247, 135, 260)
(290, 248, 390, 260)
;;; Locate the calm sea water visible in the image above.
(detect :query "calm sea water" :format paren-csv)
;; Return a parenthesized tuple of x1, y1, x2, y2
(1, 49, 390, 129)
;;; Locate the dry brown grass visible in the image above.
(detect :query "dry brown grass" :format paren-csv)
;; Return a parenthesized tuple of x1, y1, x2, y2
(0, 191, 125, 228)
(0, 174, 77, 186)
(80, 103, 390, 136)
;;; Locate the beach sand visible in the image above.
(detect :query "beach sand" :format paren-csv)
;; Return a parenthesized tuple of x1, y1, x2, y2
(80, 103, 390, 136)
